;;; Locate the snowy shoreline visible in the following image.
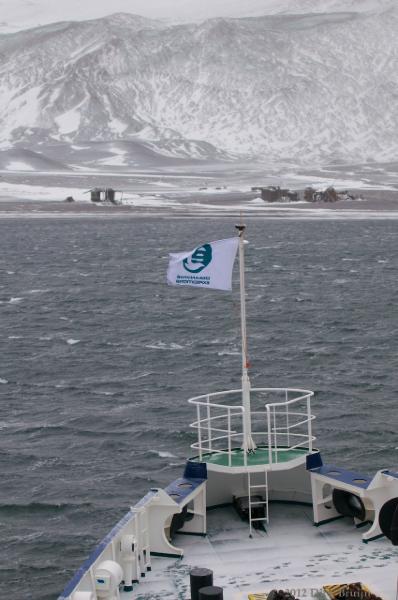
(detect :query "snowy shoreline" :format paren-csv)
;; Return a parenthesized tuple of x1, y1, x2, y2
(1, 195, 398, 221)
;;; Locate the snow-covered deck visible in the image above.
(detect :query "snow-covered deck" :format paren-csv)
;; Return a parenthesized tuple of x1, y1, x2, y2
(123, 503, 398, 600)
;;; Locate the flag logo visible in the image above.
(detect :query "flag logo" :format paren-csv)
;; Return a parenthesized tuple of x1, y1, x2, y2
(167, 237, 239, 291)
(183, 244, 212, 273)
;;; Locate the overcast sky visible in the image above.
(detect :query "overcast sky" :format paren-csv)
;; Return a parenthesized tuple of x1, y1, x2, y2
(0, 0, 280, 29)
(0, 0, 388, 32)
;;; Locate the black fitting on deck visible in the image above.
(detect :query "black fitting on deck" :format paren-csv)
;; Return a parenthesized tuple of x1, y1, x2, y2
(199, 586, 224, 599)
(190, 568, 213, 600)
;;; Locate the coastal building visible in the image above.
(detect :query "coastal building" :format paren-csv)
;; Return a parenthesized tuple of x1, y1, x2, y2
(88, 188, 121, 204)
(251, 186, 299, 203)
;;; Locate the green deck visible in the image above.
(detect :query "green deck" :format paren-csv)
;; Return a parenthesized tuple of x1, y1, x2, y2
(194, 446, 308, 468)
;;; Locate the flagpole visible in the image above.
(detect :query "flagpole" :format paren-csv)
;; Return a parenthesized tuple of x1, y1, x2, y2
(235, 223, 256, 452)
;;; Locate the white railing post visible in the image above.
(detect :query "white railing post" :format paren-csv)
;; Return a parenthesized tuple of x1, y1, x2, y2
(267, 407, 272, 466)
(242, 408, 248, 466)
(227, 408, 232, 467)
(273, 405, 277, 461)
(206, 396, 212, 452)
(307, 395, 313, 451)
(285, 389, 290, 448)
(197, 403, 202, 461)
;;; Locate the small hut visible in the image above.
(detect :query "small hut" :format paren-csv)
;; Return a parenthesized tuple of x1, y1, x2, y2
(87, 188, 121, 205)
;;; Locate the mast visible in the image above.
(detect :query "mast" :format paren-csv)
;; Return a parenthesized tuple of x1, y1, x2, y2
(235, 223, 256, 452)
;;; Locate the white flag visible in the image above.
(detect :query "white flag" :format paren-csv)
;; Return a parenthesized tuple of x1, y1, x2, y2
(167, 237, 239, 291)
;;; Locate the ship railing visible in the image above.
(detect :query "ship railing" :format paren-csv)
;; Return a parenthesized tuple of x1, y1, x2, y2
(188, 387, 315, 467)
(264, 390, 315, 465)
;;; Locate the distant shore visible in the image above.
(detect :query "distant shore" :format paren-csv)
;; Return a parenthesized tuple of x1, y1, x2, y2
(0, 190, 398, 219)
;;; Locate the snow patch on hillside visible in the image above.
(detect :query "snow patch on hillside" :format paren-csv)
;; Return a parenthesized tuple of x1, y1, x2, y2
(55, 108, 82, 136)
(6, 161, 35, 171)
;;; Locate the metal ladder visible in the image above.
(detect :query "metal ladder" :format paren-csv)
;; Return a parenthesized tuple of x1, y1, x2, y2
(248, 470, 269, 537)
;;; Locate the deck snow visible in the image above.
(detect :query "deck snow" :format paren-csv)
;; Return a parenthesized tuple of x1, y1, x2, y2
(121, 503, 398, 600)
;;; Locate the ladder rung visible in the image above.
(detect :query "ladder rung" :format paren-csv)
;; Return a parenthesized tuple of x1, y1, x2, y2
(248, 470, 268, 531)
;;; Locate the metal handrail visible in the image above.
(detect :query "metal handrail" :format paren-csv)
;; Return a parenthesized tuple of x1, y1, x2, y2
(188, 387, 313, 405)
(189, 400, 245, 411)
(188, 389, 245, 404)
(188, 387, 315, 467)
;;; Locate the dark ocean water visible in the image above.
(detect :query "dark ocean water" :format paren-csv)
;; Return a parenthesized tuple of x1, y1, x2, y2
(0, 217, 397, 600)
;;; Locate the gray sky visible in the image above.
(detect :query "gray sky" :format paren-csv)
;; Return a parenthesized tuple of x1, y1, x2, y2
(0, 0, 387, 32)
(0, 0, 280, 29)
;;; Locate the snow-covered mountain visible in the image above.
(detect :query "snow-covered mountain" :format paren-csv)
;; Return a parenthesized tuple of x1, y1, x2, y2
(0, 5, 397, 168)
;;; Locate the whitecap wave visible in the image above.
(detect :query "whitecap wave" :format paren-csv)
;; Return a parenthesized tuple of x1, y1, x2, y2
(154, 451, 177, 459)
(145, 341, 184, 350)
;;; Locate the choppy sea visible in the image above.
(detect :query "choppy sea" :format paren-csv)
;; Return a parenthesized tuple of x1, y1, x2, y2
(0, 217, 397, 600)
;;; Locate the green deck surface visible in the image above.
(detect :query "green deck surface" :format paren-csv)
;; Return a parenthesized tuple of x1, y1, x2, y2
(195, 446, 308, 467)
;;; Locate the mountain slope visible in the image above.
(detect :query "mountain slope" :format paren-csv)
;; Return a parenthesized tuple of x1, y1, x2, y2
(0, 8, 397, 166)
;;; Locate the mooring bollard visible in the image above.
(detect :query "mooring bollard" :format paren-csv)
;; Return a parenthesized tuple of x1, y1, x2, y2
(190, 568, 214, 600)
(198, 585, 224, 600)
